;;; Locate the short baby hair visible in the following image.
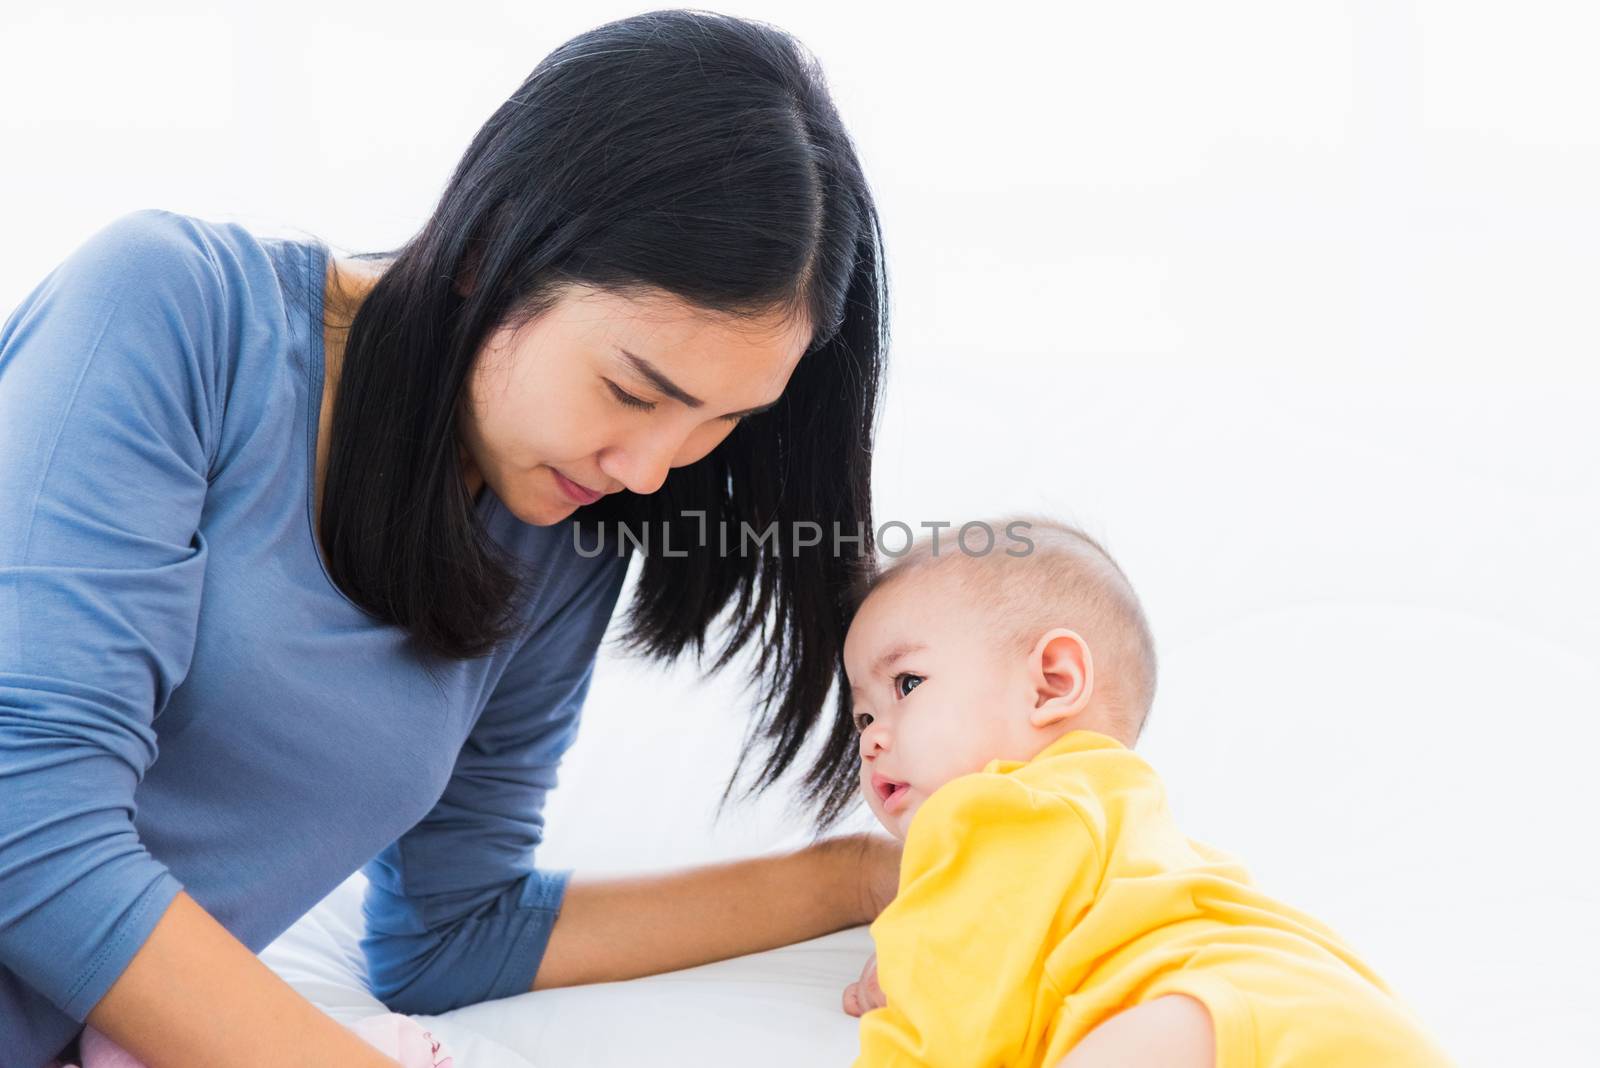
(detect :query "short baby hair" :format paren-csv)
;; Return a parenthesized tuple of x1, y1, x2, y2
(857, 515, 1159, 743)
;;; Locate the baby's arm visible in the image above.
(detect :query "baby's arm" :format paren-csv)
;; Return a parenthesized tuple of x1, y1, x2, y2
(851, 775, 1101, 1068)
(1050, 994, 1215, 1068)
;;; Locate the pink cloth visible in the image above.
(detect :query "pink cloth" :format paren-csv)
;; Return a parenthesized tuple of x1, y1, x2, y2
(44, 1012, 455, 1067)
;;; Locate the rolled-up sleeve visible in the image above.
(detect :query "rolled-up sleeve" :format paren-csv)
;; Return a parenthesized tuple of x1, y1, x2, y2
(359, 545, 630, 1014)
(0, 211, 220, 1021)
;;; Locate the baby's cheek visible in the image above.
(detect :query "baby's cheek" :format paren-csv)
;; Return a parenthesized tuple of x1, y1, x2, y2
(901, 798, 924, 827)
(859, 784, 881, 819)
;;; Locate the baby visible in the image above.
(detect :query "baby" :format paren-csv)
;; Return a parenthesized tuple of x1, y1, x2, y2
(842, 516, 1451, 1067)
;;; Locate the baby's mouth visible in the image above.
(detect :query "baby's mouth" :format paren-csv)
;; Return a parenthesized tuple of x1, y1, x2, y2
(874, 776, 909, 804)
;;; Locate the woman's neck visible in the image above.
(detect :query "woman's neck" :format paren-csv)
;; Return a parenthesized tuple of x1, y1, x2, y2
(317, 256, 487, 513)
(314, 257, 377, 527)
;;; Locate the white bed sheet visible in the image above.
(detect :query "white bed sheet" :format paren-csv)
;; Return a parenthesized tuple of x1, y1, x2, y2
(259, 871, 873, 1068)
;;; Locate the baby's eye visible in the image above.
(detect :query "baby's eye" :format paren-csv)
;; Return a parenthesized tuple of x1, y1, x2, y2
(853, 710, 873, 733)
(894, 673, 923, 698)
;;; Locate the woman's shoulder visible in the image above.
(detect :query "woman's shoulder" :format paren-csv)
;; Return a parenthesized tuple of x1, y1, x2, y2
(3, 209, 321, 479)
(12, 208, 313, 345)
(49, 209, 225, 290)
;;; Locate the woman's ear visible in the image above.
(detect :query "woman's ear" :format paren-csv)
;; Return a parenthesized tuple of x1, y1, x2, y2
(1028, 628, 1094, 729)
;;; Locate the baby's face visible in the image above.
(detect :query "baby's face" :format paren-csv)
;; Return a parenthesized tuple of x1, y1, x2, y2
(843, 570, 1047, 839)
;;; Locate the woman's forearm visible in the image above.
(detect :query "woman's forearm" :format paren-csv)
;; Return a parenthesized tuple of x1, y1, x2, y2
(531, 837, 873, 991)
(86, 891, 400, 1068)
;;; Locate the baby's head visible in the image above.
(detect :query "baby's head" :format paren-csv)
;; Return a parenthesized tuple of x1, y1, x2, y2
(844, 515, 1157, 838)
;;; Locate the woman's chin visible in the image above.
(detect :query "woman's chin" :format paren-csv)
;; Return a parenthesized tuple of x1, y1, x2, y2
(502, 491, 575, 527)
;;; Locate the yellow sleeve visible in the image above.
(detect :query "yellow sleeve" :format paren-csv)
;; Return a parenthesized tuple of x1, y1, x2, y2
(854, 774, 1102, 1068)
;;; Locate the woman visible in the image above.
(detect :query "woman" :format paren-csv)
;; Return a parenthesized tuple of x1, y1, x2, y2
(0, 11, 898, 1066)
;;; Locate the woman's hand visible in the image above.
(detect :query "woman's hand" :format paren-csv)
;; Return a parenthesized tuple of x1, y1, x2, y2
(825, 833, 898, 1017)
(537, 833, 902, 990)
(826, 830, 903, 927)
(842, 951, 886, 1017)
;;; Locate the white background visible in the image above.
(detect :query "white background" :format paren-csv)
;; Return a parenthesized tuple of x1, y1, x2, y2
(4, 2, 1596, 1063)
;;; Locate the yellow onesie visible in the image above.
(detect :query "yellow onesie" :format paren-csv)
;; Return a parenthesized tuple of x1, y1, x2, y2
(854, 730, 1452, 1067)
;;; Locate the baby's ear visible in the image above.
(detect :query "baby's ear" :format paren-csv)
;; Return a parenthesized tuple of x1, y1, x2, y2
(1027, 628, 1094, 728)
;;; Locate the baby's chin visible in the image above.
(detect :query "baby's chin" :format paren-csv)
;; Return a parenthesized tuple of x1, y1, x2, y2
(874, 812, 906, 841)
(876, 795, 925, 841)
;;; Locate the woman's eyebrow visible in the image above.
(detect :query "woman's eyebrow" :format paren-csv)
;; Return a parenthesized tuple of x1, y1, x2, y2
(618, 349, 781, 418)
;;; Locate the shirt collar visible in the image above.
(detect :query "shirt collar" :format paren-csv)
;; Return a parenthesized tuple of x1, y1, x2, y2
(981, 728, 1127, 776)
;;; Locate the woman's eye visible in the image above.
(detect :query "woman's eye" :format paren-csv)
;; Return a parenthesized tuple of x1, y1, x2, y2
(605, 380, 656, 411)
(853, 711, 873, 733)
(894, 673, 923, 698)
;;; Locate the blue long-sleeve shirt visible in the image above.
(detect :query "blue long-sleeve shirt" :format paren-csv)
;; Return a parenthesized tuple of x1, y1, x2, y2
(0, 209, 631, 1065)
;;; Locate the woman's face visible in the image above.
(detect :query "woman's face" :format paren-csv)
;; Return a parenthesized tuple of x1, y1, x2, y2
(457, 283, 812, 526)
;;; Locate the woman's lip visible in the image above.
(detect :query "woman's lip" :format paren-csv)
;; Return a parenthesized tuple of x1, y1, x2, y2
(552, 469, 604, 505)
(883, 782, 912, 814)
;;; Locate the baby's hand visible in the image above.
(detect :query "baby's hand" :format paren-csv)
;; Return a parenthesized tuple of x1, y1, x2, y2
(842, 951, 886, 1017)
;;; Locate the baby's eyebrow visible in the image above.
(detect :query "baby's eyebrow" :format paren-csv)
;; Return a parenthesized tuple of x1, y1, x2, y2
(847, 641, 928, 697)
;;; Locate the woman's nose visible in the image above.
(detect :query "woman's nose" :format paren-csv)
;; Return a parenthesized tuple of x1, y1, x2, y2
(599, 425, 685, 497)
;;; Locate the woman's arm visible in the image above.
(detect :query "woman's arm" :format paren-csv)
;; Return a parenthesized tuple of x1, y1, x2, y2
(530, 832, 901, 990)
(87, 891, 400, 1068)
(0, 214, 396, 1064)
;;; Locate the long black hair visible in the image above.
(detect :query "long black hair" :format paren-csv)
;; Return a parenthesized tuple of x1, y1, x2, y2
(306, 9, 888, 832)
